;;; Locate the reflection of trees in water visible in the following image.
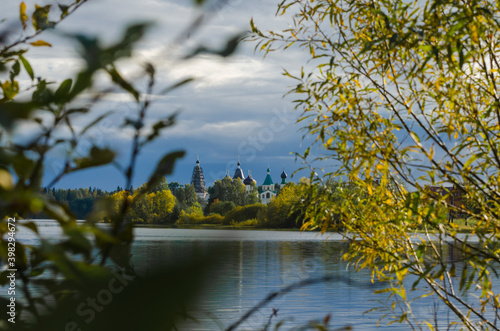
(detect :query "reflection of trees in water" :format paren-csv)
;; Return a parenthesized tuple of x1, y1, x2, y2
(131, 236, 396, 329)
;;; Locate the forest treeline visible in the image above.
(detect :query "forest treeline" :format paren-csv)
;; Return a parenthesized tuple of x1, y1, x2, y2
(34, 177, 321, 228)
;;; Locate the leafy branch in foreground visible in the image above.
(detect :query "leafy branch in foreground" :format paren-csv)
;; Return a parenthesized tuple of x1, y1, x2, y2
(250, 0, 500, 329)
(0, 0, 241, 329)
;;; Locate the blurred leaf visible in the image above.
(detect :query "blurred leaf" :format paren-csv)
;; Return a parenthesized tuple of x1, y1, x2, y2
(0, 168, 13, 190)
(106, 67, 139, 101)
(62, 227, 92, 257)
(73, 35, 101, 70)
(19, 55, 34, 80)
(79, 111, 112, 136)
(117, 23, 151, 52)
(30, 257, 215, 331)
(74, 147, 116, 170)
(30, 268, 45, 277)
(65, 107, 89, 116)
(21, 221, 39, 234)
(20, 2, 28, 29)
(54, 79, 72, 103)
(109, 242, 132, 269)
(101, 23, 152, 65)
(0, 271, 14, 286)
(185, 32, 244, 59)
(159, 78, 194, 95)
(43, 199, 75, 223)
(32, 5, 52, 31)
(218, 33, 244, 57)
(30, 40, 52, 47)
(146, 151, 185, 192)
(32, 80, 54, 105)
(11, 61, 20, 79)
(1, 80, 19, 100)
(68, 70, 93, 100)
(142, 113, 177, 145)
(11, 152, 35, 180)
(58, 4, 69, 18)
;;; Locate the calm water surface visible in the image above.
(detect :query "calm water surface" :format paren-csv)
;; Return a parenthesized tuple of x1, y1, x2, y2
(13, 220, 470, 330)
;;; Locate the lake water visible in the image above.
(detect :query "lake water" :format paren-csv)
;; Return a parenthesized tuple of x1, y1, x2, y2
(11, 220, 476, 330)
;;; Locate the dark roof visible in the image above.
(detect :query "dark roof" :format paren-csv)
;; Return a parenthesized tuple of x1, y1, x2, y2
(233, 160, 244, 179)
(233, 168, 244, 179)
(243, 173, 256, 185)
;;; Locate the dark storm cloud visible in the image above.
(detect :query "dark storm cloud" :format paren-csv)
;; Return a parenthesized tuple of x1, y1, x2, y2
(2, 0, 311, 190)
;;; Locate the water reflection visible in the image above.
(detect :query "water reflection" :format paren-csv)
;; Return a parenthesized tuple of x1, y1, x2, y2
(131, 232, 389, 330)
(14, 222, 482, 330)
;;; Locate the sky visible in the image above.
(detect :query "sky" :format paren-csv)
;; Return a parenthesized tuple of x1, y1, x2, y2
(1, 0, 320, 191)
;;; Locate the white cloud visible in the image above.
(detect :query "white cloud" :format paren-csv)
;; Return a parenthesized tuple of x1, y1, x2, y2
(1, 0, 313, 189)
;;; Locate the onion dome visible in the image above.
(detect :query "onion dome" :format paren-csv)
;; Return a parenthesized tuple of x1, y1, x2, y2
(281, 169, 287, 184)
(233, 159, 244, 180)
(243, 171, 256, 185)
(262, 167, 274, 186)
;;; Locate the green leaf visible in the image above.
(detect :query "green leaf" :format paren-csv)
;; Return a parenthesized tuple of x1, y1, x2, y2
(61, 227, 92, 259)
(109, 241, 132, 268)
(159, 78, 194, 95)
(107, 67, 139, 101)
(79, 111, 112, 136)
(218, 33, 244, 57)
(30, 268, 45, 277)
(304, 147, 310, 158)
(11, 61, 20, 78)
(32, 79, 54, 104)
(142, 114, 177, 145)
(185, 33, 244, 59)
(32, 5, 51, 31)
(146, 151, 185, 192)
(19, 55, 34, 80)
(21, 221, 39, 234)
(416, 244, 425, 260)
(74, 147, 116, 170)
(463, 154, 479, 170)
(0, 102, 34, 130)
(54, 79, 72, 103)
(58, 4, 69, 18)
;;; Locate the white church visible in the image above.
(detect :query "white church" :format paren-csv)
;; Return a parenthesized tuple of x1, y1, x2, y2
(190, 158, 287, 204)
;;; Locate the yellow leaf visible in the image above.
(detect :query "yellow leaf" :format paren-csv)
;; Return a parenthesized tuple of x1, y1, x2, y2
(0, 169, 13, 190)
(30, 40, 52, 47)
(20, 2, 28, 30)
(1, 80, 19, 100)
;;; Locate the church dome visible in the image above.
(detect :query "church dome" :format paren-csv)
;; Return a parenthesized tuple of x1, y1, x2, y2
(243, 171, 256, 185)
(281, 170, 287, 179)
(233, 160, 244, 180)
